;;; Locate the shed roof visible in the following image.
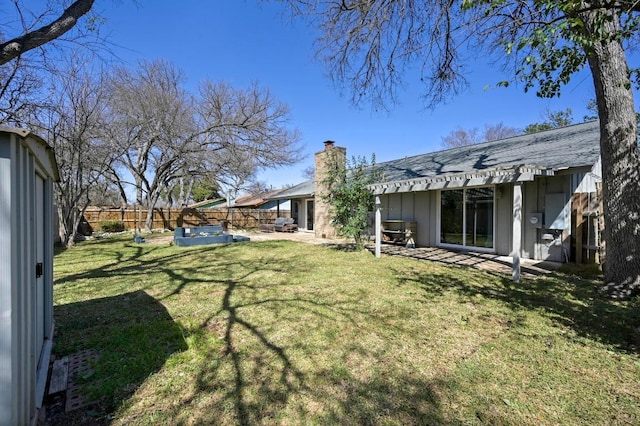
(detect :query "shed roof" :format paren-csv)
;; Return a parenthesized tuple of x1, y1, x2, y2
(0, 126, 60, 181)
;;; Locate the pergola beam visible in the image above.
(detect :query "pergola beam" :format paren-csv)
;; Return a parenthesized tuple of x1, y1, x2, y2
(368, 165, 554, 195)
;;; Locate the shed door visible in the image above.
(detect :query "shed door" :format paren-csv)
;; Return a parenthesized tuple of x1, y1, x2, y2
(35, 174, 45, 362)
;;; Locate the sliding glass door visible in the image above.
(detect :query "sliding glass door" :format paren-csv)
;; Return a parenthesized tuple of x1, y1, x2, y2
(306, 199, 314, 231)
(440, 187, 494, 250)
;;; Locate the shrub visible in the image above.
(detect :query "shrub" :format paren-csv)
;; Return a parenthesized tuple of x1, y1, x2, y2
(321, 154, 380, 250)
(98, 220, 125, 233)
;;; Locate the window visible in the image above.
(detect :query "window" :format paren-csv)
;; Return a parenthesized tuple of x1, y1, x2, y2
(306, 199, 314, 231)
(439, 187, 494, 250)
(292, 201, 300, 225)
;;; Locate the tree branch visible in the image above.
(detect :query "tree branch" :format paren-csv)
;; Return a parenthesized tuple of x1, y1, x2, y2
(0, 0, 95, 66)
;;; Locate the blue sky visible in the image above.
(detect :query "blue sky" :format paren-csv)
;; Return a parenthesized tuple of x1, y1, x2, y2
(97, 0, 631, 190)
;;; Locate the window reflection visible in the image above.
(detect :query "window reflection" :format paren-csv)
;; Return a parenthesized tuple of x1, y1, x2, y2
(440, 187, 494, 249)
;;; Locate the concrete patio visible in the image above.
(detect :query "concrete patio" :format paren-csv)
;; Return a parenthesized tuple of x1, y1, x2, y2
(233, 229, 562, 279)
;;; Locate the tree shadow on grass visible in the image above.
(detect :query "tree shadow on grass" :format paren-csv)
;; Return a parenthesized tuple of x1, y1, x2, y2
(54, 240, 189, 286)
(172, 265, 502, 426)
(312, 369, 466, 425)
(52, 290, 188, 419)
(393, 266, 640, 354)
(53, 239, 512, 424)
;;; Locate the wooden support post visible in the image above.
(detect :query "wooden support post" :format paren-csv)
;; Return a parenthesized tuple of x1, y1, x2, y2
(375, 196, 381, 258)
(512, 183, 522, 282)
(574, 193, 584, 264)
(597, 182, 605, 265)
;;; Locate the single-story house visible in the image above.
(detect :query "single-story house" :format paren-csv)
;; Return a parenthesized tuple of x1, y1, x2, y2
(210, 189, 291, 211)
(1, 127, 59, 425)
(188, 197, 226, 209)
(268, 180, 315, 231)
(271, 121, 603, 267)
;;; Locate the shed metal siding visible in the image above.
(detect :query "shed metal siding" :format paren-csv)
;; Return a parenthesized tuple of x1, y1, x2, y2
(0, 133, 13, 424)
(0, 130, 56, 426)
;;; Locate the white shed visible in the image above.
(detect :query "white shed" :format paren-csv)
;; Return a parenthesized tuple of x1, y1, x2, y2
(0, 127, 59, 425)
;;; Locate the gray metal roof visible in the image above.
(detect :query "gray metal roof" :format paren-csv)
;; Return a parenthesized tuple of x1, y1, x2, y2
(268, 179, 314, 200)
(375, 120, 600, 184)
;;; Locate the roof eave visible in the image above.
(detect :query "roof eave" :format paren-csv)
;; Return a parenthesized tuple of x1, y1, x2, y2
(368, 165, 556, 195)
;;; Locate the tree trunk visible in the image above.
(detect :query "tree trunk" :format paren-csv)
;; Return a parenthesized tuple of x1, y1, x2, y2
(584, 10, 640, 298)
(55, 193, 91, 248)
(57, 203, 72, 247)
(144, 191, 163, 231)
(145, 203, 155, 232)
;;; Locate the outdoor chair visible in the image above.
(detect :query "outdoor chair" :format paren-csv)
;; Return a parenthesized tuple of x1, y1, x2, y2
(259, 217, 288, 233)
(260, 217, 297, 232)
(274, 217, 297, 232)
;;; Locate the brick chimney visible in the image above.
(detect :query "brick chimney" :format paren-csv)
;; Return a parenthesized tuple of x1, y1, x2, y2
(314, 141, 346, 239)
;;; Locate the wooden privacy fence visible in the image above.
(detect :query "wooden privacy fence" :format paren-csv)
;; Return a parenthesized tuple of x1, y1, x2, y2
(82, 207, 291, 231)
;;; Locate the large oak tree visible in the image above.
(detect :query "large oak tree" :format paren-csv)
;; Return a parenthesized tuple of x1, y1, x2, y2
(104, 60, 302, 231)
(34, 56, 114, 246)
(276, 0, 640, 297)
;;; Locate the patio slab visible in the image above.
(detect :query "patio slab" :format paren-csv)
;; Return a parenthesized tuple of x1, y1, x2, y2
(233, 230, 561, 278)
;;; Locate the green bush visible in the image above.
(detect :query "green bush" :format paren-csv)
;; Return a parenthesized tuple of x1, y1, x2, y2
(98, 220, 125, 233)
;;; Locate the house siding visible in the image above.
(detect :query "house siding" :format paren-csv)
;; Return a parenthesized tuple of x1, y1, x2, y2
(379, 192, 432, 246)
(287, 197, 314, 232)
(521, 175, 575, 262)
(415, 192, 433, 248)
(378, 175, 583, 263)
(495, 184, 513, 256)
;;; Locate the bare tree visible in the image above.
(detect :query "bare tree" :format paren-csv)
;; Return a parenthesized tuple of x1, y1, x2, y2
(442, 127, 482, 148)
(277, 0, 640, 297)
(32, 55, 114, 246)
(202, 146, 262, 205)
(195, 80, 303, 206)
(197, 80, 302, 169)
(87, 179, 124, 207)
(245, 180, 270, 195)
(103, 59, 199, 231)
(301, 165, 315, 180)
(524, 108, 574, 134)
(0, 55, 43, 124)
(442, 123, 520, 148)
(103, 60, 302, 230)
(484, 122, 521, 142)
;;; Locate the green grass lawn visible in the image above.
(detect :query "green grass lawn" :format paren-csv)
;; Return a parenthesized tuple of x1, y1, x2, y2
(52, 235, 640, 425)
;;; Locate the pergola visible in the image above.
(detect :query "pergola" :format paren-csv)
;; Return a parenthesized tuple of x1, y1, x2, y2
(368, 164, 556, 282)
